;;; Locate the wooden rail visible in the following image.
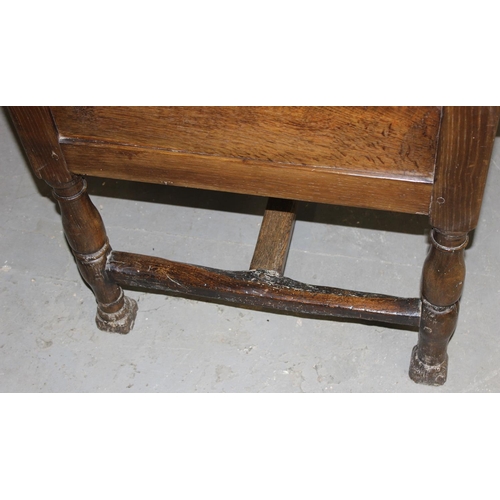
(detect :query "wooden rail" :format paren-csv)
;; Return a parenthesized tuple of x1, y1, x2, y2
(107, 251, 421, 327)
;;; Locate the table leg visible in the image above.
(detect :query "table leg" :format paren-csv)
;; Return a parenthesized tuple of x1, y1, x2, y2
(409, 230, 467, 385)
(53, 175, 137, 333)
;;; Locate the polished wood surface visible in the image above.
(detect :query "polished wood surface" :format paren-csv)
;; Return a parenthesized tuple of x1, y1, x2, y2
(52, 106, 440, 180)
(60, 140, 433, 214)
(54, 106, 440, 215)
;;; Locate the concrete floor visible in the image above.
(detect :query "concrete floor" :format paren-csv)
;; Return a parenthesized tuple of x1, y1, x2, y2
(1, 108, 499, 392)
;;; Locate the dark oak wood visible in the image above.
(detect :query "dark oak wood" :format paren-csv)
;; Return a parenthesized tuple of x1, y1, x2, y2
(108, 251, 421, 327)
(8, 106, 138, 333)
(52, 106, 441, 180)
(409, 301, 458, 386)
(250, 198, 297, 275)
(430, 106, 500, 233)
(409, 106, 500, 385)
(9, 106, 73, 184)
(409, 231, 468, 385)
(59, 140, 433, 214)
(422, 231, 467, 307)
(8, 106, 500, 386)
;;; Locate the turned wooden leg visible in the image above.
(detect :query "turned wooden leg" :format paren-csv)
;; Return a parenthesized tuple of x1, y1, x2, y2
(409, 230, 468, 385)
(7, 107, 138, 334)
(53, 176, 138, 333)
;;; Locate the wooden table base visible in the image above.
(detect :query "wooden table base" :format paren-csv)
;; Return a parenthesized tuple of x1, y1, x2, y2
(8, 106, 500, 386)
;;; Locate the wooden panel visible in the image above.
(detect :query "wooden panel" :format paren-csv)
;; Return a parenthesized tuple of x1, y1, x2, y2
(52, 106, 441, 181)
(61, 141, 433, 215)
(430, 106, 500, 233)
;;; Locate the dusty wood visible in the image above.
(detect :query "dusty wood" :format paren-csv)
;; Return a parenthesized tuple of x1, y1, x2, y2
(409, 230, 468, 385)
(409, 301, 458, 386)
(107, 250, 421, 327)
(52, 106, 441, 180)
(60, 140, 433, 215)
(431, 106, 500, 233)
(250, 198, 297, 275)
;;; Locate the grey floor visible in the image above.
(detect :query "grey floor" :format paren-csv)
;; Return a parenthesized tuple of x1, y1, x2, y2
(1, 108, 499, 392)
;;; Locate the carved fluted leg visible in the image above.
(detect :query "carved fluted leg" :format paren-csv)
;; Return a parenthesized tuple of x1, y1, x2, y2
(409, 230, 468, 385)
(53, 176, 138, 333)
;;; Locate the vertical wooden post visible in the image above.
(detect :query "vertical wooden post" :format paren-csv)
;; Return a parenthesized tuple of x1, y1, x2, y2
(250, 198, 297, 276)
(410, 106, 500, 385)
(9, 107, 137, 333)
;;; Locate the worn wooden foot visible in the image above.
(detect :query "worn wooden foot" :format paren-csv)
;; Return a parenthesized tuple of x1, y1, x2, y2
(96, 293, 138, 334)
(54, 176, 138, 334)
(410, 344, 448, 387)
(409, 230, 467, 386)
(409, 345, 448, 386)
(409, 300, 459, 385)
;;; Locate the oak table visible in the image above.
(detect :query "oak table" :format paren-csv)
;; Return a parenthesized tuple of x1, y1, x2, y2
(9, 106, 499, 386)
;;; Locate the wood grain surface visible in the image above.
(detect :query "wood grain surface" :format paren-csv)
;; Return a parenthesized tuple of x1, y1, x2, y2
(60, 140, 433, 214)
(8, 106, 73, 185)
(108, 250, 422, 327)
(430, 106, 500, 232)
(52, 106, 441, 180)
(250, 198, 297, 275)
